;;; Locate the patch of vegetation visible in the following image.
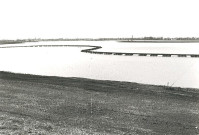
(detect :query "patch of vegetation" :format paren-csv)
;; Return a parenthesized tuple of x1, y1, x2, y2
(0, 40, 24, 45)
(0, 71, 199, 134)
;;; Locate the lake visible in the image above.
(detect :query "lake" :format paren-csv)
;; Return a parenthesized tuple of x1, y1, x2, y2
(0, 41, 199, 88)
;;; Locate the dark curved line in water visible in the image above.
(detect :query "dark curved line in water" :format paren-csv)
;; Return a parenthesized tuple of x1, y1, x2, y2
(1, 45, 199, 58)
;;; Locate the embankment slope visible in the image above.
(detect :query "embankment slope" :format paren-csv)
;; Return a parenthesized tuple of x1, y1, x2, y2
(0, 71, 199, 134)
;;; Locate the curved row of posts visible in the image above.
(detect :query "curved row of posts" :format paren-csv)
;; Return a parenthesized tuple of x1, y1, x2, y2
(1, 45, 199, 58)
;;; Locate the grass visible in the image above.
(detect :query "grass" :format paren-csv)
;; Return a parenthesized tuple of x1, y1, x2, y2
(0, 71, 199, 134)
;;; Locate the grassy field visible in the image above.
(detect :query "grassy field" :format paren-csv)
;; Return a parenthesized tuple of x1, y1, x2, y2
(0, 71, 199, 134)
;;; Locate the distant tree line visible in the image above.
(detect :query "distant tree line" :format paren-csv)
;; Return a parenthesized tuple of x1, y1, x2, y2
(133, 36, 199, 40)
(0, 40, 25, 44)
(1, 36, 199, 44)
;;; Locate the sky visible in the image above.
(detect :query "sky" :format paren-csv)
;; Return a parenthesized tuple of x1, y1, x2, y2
(0, 0, 199, 39)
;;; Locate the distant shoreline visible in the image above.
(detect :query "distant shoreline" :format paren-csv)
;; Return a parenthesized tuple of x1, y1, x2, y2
(1, 38, 199, 44)
(119, 40, 199, 43)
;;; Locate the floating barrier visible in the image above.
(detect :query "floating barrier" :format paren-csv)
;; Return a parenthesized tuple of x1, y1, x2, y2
(1, 44, 199, 58)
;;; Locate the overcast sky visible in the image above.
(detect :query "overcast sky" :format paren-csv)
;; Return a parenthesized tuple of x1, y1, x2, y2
(0, 0, 199, 39)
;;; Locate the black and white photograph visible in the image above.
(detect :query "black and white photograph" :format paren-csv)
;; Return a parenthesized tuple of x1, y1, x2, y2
(0, 0, 199, 134)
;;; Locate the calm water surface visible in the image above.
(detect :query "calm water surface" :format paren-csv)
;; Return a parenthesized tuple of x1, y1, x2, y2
(0, 41, 199, 88)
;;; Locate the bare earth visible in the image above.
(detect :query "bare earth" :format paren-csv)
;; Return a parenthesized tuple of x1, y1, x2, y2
(0, 71, 199, 135)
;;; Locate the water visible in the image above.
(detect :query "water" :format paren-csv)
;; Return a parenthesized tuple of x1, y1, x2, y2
(0, 41, 199, 88)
